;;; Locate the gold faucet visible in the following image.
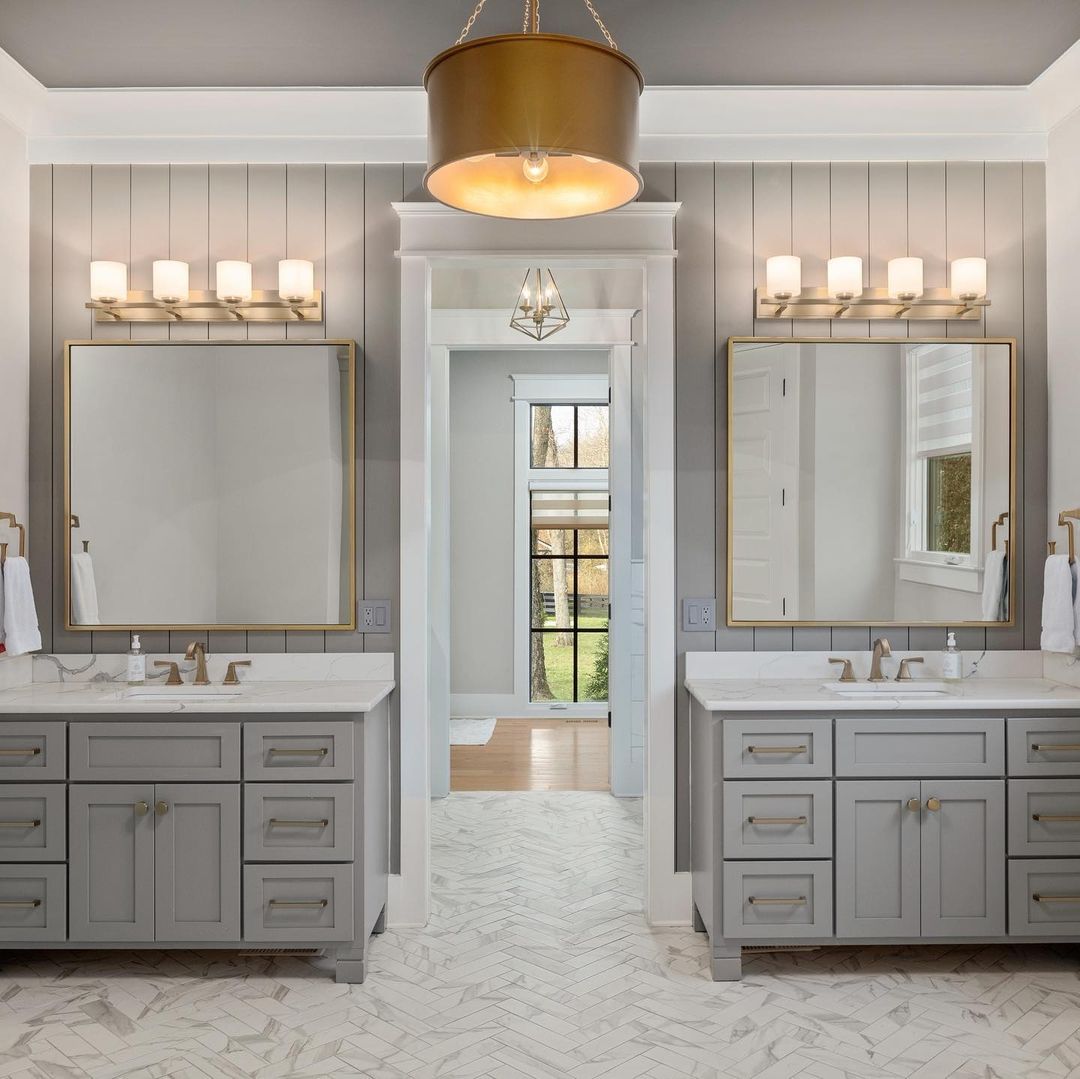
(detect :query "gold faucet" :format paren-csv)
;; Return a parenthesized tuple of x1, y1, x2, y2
(868, 637, 892, 682)
(185, 641, 211, 686)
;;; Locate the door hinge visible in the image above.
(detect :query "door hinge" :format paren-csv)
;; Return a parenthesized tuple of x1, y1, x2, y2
(782, 596, 787, 616)
(607, 710, 612, 728)
(782, 377, 787, 397)
(782, 487, 786, 507)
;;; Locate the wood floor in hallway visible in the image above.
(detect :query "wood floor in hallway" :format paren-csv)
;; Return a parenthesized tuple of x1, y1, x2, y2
(450, 717, 610, 791)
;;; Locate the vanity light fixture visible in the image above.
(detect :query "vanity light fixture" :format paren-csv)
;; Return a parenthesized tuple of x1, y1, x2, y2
(85, 258, 323, 323)
(510, 268, 570, 341)
(424, 0, 643, 219)
(756, 252, 990, 321)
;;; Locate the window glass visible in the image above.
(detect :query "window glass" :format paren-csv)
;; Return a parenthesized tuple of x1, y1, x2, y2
(577, 405, 610, 467)
(531, 404, 575, 467)
(927, 452, 972, 554)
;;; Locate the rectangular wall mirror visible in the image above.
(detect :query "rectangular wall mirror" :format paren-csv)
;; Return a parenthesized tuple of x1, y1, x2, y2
(65, 340, 356, 631)
(727, 337, 1015, 627)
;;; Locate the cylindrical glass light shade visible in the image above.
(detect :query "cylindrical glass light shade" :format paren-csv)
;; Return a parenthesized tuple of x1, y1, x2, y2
(887, 257, 923, 299)
(766, 255, 801, 298)
(152, 260, 190, 303)
(827, 256, 864, 298)
(424, 34, 643, 219)
(950, 257, 987, 299)
(90, 261, 127, 303)
(216, 260, 253, 303)
(278, 259, 314, 301)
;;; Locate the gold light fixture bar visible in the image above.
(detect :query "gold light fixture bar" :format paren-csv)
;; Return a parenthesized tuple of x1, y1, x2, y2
(87, 289, 323, 324)
(754, 286, 990, 321)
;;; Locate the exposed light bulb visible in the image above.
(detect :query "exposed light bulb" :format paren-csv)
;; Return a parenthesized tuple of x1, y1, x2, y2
(521, 151, 549, 184)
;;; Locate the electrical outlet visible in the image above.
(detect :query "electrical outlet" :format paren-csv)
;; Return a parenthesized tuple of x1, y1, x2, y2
(359, 600, 392, 634)
(682, 597, 717, 632)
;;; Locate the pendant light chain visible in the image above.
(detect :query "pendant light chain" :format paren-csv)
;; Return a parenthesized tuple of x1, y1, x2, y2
(581, 0, 618, 50)
(456, 0, 617, 49)
(456, 0, 488, 44)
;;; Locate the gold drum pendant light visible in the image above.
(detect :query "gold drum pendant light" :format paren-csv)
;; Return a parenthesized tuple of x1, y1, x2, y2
(424, 0, 643, 220)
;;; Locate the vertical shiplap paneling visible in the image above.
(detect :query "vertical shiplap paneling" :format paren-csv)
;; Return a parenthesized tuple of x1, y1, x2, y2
(28, 166, 53, 652)
(639, 162, 674, 203)
(366, 165, 405, 872)
(790, 163, 834, 651)
(674, 162, 716, 870)
(207, 164, 250, 654)
(829, 162, 870, 341)
(325, 165, 367, 653)
(128, 165, 172, 652)
(88, 165, 135, 654)
(713, 164, 755, 653)
(945, 161, 988, 652)
(1022, 163, 1048, 652)
(750, 163, 794, 650)
(166, 165, 210, 653)
(284, 164, 329, 652)
(245, 164, 288, 652)
(403, 163, 435, 203)
(984, 162, 1027, 651)
(51, 166, 93, 655)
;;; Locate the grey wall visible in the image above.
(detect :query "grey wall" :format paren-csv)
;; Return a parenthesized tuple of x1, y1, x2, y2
(449, 350, 608, 698)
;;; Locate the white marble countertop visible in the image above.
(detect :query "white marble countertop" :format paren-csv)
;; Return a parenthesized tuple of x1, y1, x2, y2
(686, 676, 1080, 713)
(0, 679, 395, 715)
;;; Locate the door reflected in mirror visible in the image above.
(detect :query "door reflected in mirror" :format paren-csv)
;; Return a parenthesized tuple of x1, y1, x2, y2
(727, 338, 1015, 627)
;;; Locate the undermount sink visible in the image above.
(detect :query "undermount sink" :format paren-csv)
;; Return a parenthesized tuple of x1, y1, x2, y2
(823, 680, 952, 697)
(120, 687, 243, 702)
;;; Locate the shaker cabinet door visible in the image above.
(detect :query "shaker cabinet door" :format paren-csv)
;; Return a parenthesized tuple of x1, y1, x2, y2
(154, 784, 241, 942)
(835, 781, 921, 938)
(920, 780, 1005, 937)
(69, 784, 155, 942)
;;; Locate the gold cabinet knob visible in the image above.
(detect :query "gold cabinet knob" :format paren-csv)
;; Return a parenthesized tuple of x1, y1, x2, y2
(134, 801, 150, 816)
(906, 798, 921, 812)
(926, 796, 941, 811)
(155, 800, 169, 816)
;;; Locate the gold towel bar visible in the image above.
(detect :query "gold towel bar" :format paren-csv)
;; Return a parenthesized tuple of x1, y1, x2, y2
(1052, 508, 1080, 563)
(991, 511, 1010, 553)
(0, 511, 26, 564)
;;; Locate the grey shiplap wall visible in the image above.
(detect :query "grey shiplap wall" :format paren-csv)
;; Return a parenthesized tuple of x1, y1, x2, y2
(658, 160, 1047, 866)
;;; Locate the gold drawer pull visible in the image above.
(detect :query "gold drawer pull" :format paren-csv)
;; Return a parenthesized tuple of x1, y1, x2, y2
(268, 899, 328, 909)
(1032, 893, 1080, 903)
(268, 747, 328, 758)
(268, 818, 329, 828)
(0, 748, 41, 757)
(747, 816, 807, 826)
(1031, 744, 1080, 753)
(1032, 814, 1080, 823)
(748, 895, 807, 906)
(746, 745, 808, 755)
(0, 899, 41, 909)
(0, 820, 40, 829)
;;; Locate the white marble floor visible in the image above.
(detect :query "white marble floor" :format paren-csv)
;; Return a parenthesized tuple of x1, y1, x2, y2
(2, 793, 1080, 1078)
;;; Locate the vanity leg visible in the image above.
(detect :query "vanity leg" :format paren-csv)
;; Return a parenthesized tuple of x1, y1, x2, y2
(334, 944, 368, 984)
(710, 942, 742, 982)
(692, 903, 706, 933)
(372, 904, 386, 935)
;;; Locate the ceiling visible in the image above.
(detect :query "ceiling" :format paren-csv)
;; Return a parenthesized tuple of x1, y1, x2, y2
(1, 0, 1077, 89)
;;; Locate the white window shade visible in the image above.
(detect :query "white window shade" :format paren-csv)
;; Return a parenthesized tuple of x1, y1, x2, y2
(530, 490, 609, 530)
(915, 348, 973, 457)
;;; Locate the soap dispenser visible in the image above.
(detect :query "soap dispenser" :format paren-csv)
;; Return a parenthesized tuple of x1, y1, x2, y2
(942, 631, 963, 681)
(127, 634, 146, 686)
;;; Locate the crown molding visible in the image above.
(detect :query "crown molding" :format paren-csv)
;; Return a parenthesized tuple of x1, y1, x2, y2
(1031, 39, 1080, 133)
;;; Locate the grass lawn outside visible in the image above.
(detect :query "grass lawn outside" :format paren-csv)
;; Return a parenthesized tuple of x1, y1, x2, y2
(532, 613, 608, 703)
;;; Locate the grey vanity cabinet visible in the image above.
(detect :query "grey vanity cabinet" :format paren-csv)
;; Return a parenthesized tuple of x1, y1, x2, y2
(68, 782, 240, 942)
(836, 779, 1005, 938)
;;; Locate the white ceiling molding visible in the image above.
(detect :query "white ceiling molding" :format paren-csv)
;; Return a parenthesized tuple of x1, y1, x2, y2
(0, 42, 1073, 163)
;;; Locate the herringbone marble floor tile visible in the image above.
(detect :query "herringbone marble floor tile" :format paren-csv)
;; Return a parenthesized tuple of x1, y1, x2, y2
(1, 792, 1079, 1077)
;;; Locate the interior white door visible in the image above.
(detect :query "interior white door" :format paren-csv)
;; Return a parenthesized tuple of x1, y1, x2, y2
(730, 345, 799, 620)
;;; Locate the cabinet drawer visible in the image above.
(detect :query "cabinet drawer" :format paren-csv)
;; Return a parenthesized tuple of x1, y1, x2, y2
(244, 722, 354, 781)
(1008, 779, 1080, 856)
(1009, 859, 1080, 936)
(244, 783, 354, 862)
(722, 861, 833, 939)
(0, 785, 65, 861)
(0, 723, 65, 781)
(1008, 717, 1080, 776)
(836, 718, 1003, 777)
(722, 781, 832, 859)
(722, 719, 832, 778)
(69, 722, 240, 781)
(243, 864, 354, 942)
(0, 864, 66, 941)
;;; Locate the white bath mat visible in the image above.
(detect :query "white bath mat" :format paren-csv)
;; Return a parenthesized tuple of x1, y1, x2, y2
(450, 717, 498, 746)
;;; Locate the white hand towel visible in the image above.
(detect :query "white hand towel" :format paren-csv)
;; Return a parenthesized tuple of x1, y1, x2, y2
(70, 551, 100, 626)
(1074, 563, 1080, 648)
(0, 557, 41, 656)
(981, 549, 1007, 621)
(1041, 554, 1077, 653)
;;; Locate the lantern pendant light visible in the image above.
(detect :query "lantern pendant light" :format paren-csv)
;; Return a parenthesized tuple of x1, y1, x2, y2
(424, 0, 644, 220)
(510, 268, 570, 340)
